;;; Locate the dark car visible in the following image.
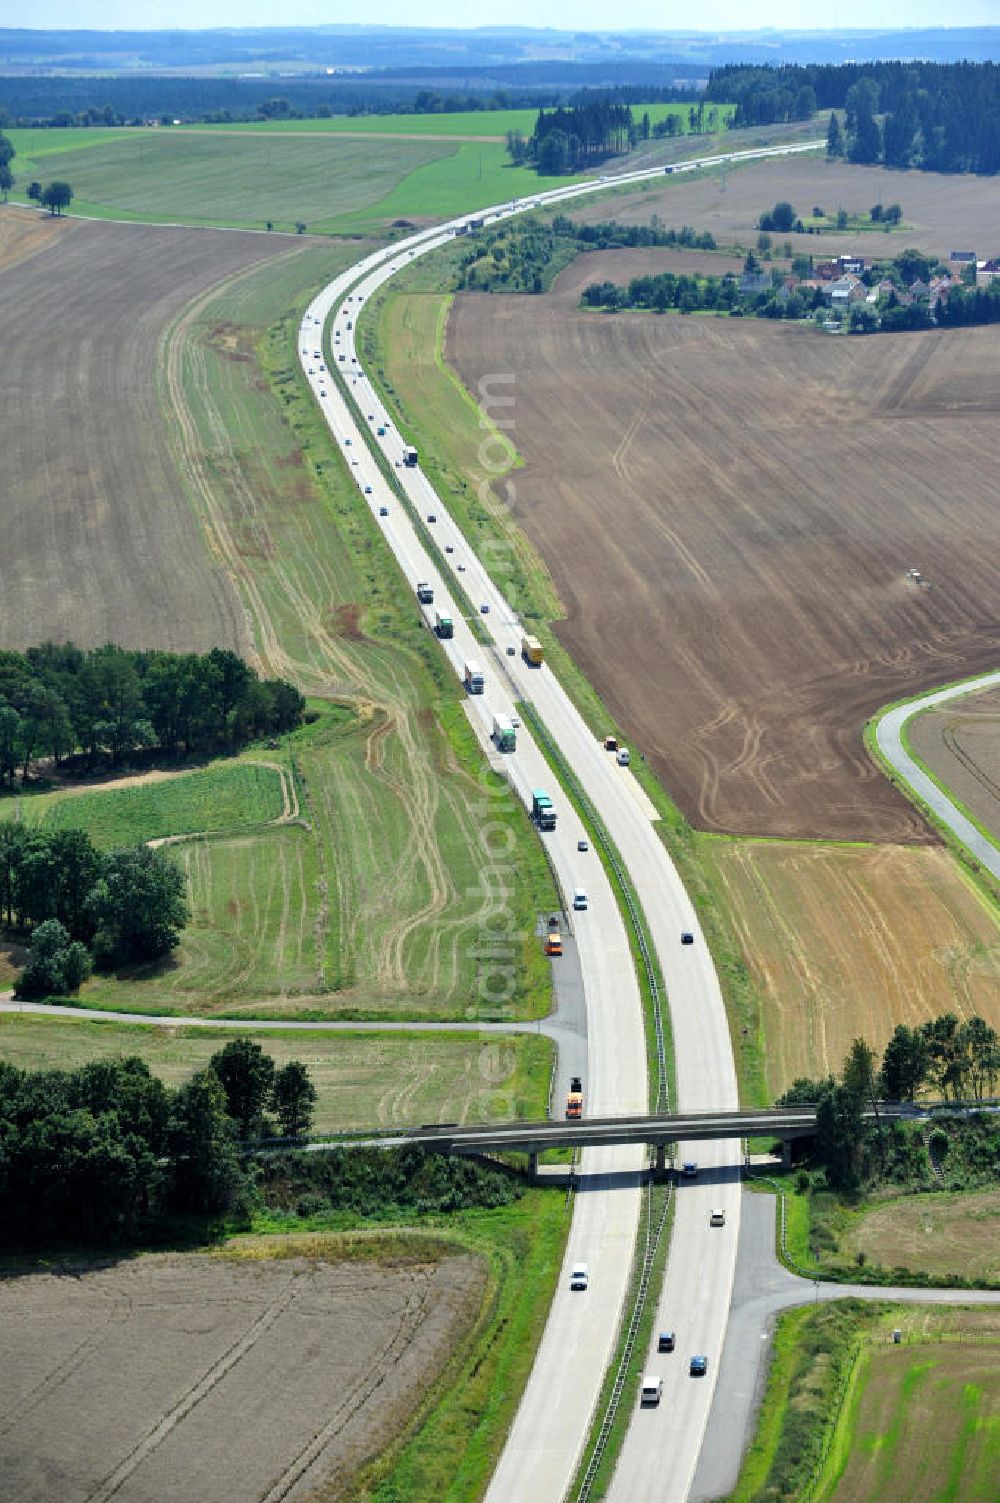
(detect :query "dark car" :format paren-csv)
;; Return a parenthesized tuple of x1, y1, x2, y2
(379, 506, 388, 517)
(427, 513, 437, 523)
(570, 1076, 582, 1093)
(682, 1161, 698, 1178)
(658, 1331, 676, 1353)
(681, 931, 694, 946)
(690, 1354, 708, 1377)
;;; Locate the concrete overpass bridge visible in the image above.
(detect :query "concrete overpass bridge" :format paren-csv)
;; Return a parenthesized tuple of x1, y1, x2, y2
(304, 1103, 946, 1174)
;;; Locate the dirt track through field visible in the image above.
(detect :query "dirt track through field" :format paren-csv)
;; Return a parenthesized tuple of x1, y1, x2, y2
(0, 1246, 485, 1503)
(449, 300, 1000, 840)
(0, 212, 290, 654)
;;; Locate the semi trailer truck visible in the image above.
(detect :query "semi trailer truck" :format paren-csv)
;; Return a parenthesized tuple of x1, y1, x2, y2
(531, 789, 556, 830)
(492, 713, 516, 752)
(464, 661, 485, 694)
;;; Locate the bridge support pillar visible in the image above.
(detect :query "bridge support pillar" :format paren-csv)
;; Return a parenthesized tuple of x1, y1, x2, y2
(654, 1144, 667, 1180)
(780, 1138, 793, 1170)
(529, 1152, 539, 1181)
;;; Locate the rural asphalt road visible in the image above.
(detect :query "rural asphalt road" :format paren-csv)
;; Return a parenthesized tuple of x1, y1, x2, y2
(875, 671, 1000, 882)
(691, 1187, 1000, 1502)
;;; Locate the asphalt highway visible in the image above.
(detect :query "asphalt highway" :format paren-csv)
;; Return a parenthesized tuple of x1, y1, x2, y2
(298, 136, 822, 1503)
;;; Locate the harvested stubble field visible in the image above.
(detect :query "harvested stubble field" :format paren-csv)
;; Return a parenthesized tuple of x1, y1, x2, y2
(908, 683, 1000, 847)
(0, 1013, 551, 1131)
(841, 1189, 1000, 1285)
(448, 301, 1000, 841)
(0, 207, 289, 654)
(823, 1313, 1000, 1503)
(0, 1242, 485, 1503)
(572, 157, 1000, 262)
(700, 837, 1000, 1093)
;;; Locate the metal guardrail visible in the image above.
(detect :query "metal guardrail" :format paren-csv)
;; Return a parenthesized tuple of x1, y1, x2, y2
(577, 1176, 673, 1502)
(518, 698, 669, 1114)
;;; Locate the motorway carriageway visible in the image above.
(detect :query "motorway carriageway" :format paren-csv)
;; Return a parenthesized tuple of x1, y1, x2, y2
(298, 137, 822, 1503)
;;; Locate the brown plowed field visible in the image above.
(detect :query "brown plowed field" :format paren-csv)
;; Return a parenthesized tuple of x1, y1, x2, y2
(909, 683, 1000, 847)
(448, 302, 1000, 839)
(0, 209, 293, 653)
(573, 157, 1000, 261)
(701, 837, 1000, 1093)
(0, 1242, 484, 1503)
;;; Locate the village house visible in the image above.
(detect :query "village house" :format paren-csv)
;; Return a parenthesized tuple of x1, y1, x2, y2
(827, 274, 865, 308)
(977, 257, 1000, 285)
(949, 250, 976, 268)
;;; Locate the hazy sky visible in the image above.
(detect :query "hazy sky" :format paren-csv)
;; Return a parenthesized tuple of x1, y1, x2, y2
(10, 2, 1000, 31)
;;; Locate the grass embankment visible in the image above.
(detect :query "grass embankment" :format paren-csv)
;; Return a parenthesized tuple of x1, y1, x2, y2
(729, 1301, 1000, 1503)
(0, 1013, 552, 1132)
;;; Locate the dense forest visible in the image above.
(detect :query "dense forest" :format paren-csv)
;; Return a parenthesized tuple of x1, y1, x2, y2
(0, 643, 303, 784)
(708, 60, 1000, 174)
(0, 1040, 521, 1248)
(0, 1041, 318, 1245)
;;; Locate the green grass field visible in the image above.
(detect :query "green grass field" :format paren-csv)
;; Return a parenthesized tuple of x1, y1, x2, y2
(6, 129, 453, 231)
(6, 102, 732, 233)
(178, 101, 717, 140)
(730, 1301, 1000, 1503)
(0, 1012, 552, 1129)
(9, 760, 286, 848)
(97, 236, 557, 1022)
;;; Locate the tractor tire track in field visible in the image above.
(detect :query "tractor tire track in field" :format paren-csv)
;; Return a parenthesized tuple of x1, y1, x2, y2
(162, 275, 461, 1006)
(259, 1280, 432, 1503)
(0, 1287, 133, 1438)
(83, 1270, 304, 1503)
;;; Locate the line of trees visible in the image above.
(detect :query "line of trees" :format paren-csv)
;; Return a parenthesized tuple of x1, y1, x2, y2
(1, 826, 188, 984)
(0, 1041, 317, 1246)
(581, 261, 814, 321)
(778, 1013, 1000, 1189)
(0, 643, 304, 785)
(710, 60, 1000, 174)
(551, 213, 716, 251)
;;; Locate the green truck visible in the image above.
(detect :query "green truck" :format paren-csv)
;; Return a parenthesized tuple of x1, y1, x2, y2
(492, 713, 516, 752)
(531, 789, 556, 831)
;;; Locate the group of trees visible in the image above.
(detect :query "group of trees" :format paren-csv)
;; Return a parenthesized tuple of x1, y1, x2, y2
(26, 179, 74, 214)
(581, 257, 818, 321)
(0, 642, 304, 785)
(0, 1042, 317, 1245)
(551, 212, 716, 251)
(507, 96, 636, 175)
(0, 132, 72, 212)
(0, 129, 12, 201)
(711, 60, 1000, 175)
(0, 825, 188, 986)
(779, 1013, 1000, 1189)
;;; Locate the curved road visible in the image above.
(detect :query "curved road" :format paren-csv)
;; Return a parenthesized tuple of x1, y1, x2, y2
(298, 139, 819, 1503)
(875, 672, 1000, 882)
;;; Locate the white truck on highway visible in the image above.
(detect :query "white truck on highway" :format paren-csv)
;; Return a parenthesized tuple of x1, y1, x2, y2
(464, 660, 485, 694)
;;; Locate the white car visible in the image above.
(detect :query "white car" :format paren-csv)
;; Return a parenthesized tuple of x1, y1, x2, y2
(569, 1262, 589, 1291)
(640, 1375, 663, 1406)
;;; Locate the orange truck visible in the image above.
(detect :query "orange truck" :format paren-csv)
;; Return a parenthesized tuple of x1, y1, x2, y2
(544, 928, 563, 957)
(565, 1075, 583, 1119)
